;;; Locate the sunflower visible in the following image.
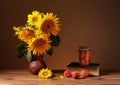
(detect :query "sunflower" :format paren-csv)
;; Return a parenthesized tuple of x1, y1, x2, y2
(39, 13, 60, 36)
(19, 27, 35, 42)
(38, 68, 53, 79)
(28, 37, 51, 55)
(27, 10, 41, 27)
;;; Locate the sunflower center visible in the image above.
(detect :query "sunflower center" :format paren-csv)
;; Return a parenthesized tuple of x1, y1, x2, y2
(25, 29, 34, 36)
(47, 24, 50, 28)
(41, 20, 54, 33)
(34, 39, 46, 47)
(43, 71, 48, 76)
(32, 16, 38, 23)
(22, 29, 35, 40)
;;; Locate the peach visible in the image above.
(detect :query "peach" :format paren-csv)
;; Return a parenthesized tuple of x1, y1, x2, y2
(72, 71, 80, 79)
(63, 69, 72, 77)
(80, 69, 89, 77)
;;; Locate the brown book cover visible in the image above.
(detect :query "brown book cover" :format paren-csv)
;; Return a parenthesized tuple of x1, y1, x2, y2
(67, 62, 100, 76)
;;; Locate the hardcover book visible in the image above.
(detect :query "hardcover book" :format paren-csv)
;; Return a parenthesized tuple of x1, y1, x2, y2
(67, 62, 100, 76)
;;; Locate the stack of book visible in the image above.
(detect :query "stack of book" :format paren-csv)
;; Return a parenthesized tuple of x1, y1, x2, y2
(67, 62, 100, 76)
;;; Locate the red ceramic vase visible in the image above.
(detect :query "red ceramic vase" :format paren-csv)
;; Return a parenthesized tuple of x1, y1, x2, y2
(29, 54, 47, 75)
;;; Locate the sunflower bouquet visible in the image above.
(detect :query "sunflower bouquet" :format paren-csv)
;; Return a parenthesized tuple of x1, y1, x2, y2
(13, 10, 61, 62)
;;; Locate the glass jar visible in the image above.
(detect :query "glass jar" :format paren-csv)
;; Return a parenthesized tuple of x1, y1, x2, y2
(79, 46, 91, 66)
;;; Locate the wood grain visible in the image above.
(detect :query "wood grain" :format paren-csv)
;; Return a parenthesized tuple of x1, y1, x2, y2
(0, 70, 120, 85)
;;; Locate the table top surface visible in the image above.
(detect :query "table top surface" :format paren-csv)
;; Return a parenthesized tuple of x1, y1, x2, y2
(0, 70, 120, 85)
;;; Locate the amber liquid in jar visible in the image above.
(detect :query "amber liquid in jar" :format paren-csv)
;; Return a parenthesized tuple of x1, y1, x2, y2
(79, 46, 91, 66)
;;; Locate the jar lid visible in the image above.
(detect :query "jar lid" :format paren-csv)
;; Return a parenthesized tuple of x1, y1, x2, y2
(79, 46, 91, 51)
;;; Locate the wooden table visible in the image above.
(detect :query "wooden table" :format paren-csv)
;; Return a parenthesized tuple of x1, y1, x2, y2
(0, 70, 120, 85)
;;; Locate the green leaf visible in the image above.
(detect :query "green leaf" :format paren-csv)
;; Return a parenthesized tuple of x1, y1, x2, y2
(16, 41, 27, 58)
(50, 34, 60, 47)
(47, 47, 53, 56)
(26, 24, 38, 30)
(24, 51, 32, 62)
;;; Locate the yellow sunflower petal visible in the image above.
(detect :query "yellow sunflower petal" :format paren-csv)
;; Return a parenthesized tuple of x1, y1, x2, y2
(13, 26, 21, 35)
(35, 30, 49, 39)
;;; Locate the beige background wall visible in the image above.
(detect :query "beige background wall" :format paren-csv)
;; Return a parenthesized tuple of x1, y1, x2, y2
(0, 0, 120, 70)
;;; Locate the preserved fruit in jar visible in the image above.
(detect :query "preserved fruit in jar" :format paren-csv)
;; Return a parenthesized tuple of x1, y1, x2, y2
(79, 46, 91, 66)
